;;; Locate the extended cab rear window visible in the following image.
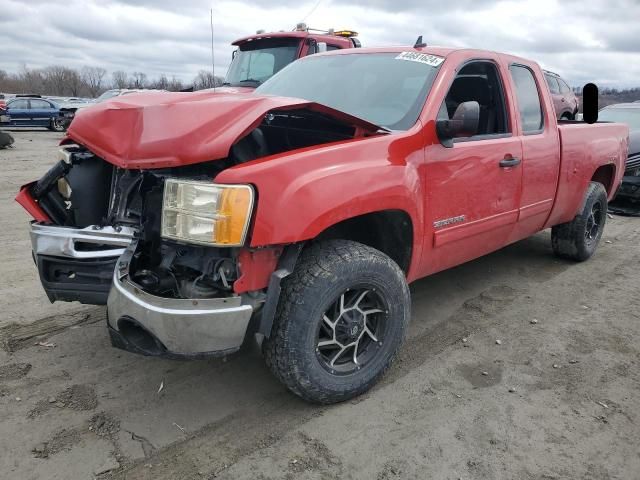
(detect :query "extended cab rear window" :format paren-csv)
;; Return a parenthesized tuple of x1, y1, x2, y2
(256, 52, 442, 130)
(510, 65, 544, 133)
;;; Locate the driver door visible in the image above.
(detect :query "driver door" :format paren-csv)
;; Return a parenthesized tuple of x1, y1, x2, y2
(422, 59, 523, 275)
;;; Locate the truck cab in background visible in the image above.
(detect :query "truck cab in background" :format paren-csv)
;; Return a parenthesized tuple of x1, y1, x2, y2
(220, 23, 360, 92)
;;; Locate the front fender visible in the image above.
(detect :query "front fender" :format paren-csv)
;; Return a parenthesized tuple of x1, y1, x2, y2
(216, 131, 426, 265)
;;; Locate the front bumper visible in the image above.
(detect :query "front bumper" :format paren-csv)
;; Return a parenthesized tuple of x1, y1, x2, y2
(30, 223, 135, 304)
(107, 267, 253, 357)
(107, 240, 253, 357)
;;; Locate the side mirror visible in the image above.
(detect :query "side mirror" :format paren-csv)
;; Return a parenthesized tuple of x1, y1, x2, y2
(232, 49, 238, 59)
(436, 101, 480, 146)
(317, 42, 327, 53)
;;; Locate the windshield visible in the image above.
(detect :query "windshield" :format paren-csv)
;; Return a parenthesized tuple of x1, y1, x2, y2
(598, 107, 640, 130)
(225, 38, 300, 87)
(255, 52, 442, 130)
(95, 90, 121, 102)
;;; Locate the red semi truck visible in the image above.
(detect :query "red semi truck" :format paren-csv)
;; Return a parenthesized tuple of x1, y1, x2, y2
(17, 46, 628, 404)
(219, 24, 360, 93)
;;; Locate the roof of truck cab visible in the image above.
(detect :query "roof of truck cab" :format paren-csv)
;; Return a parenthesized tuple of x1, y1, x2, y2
(310, 45, 533, 62)
(232, 30, 354, 46)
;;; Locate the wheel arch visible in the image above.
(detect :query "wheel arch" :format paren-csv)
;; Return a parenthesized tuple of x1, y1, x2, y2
(257, 209, 416, 340)
(591, 164, 616, 198)
(314, 209, 414, 274)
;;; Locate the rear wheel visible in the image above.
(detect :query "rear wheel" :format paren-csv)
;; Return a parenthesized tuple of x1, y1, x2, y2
(552, 181, 608, 261)
(263, 240, 410, 404)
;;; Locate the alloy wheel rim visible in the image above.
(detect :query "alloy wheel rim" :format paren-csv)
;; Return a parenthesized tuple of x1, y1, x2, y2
(585, 201, 603, 243)
(315, 287, 388, 375)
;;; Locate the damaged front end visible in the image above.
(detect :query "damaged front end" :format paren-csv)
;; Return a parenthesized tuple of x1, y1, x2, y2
(20, 145, 259, 357)
(17, 92, 382, 358)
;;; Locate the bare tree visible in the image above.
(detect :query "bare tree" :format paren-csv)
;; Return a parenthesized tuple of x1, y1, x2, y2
(0, 65, 246, 97)
(82, 66, 107, 96)
(20, 64, 45, 93)
(112, 70, 128, 89)
(193, 70, 224, 90)
(131, 72, 147, 89)
(167, 76, 184, 92)
(152, 73, 169, 90)
(66, 69, 84, 96)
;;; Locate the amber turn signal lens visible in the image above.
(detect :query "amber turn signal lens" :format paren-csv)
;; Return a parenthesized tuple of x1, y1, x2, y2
(218, 187, 253, 245)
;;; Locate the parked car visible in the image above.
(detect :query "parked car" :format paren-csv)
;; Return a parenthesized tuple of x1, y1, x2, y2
(0, 97, 66, 131)
(17, 46, 628, 404)
(599, 103, 640, 213)
(46, 97, 95, 129)
(544, 70, 579, 119)
(0, 94, 6, 110)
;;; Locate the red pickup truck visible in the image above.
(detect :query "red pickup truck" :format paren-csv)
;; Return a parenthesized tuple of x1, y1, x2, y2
(17, 46, 628, 404)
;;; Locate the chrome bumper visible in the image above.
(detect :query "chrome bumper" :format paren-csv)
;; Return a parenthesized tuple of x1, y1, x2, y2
(30, 223, 136, 305)
(30, 223, 136, 259)
(106, 240, 253, 357)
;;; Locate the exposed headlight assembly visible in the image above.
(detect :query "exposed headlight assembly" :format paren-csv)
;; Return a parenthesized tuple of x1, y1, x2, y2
(161, 179, 254, 247)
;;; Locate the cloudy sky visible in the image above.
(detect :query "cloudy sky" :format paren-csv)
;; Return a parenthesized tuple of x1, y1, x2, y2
(1, 0, 639, 88)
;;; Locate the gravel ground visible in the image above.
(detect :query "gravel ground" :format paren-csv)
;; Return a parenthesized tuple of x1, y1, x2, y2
(0, 130, 638, 479)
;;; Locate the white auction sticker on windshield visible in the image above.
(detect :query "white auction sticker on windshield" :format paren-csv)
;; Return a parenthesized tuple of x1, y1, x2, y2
(395, 52, 444, 67)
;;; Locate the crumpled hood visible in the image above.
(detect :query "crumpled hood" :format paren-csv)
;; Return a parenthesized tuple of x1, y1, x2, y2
(66, 91, 381, 169)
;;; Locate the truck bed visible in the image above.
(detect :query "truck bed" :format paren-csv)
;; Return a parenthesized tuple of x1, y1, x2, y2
(546, 121, 628, 227)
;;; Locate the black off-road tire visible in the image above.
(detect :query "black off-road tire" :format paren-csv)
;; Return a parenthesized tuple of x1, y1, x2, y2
(262, 240, 410, 404)
(551, 181, 608, 261)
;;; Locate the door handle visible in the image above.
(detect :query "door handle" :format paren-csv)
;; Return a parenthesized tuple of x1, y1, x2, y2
(499, 157, 521, 168)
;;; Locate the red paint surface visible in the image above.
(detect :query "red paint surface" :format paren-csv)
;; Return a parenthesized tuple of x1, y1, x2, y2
(234, 248, 282, 294)
(232, 30, 355, 49)
(15, 184, 50, 223)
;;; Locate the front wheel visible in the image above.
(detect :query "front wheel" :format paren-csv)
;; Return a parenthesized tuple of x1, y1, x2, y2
(263, 240, 410, 404)
(552, 181, 608, 261)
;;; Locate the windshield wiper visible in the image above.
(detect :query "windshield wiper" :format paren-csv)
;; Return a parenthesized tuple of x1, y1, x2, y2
(238, 79, 262, 84)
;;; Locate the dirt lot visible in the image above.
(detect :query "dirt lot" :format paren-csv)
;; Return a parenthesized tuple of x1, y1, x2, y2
(0, 130, 639, 480)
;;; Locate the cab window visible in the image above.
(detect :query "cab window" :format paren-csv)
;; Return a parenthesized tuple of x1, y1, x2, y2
(438, 61, 509, 138)
(510, 65, 544, 133)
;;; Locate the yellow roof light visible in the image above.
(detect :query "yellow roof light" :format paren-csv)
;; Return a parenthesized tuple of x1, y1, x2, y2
(334, 30, 358, 37)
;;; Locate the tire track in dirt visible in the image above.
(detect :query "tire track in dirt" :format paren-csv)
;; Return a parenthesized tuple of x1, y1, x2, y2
(108, 281, 536, 479)
(0, 307, 103, 352)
